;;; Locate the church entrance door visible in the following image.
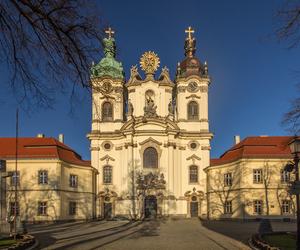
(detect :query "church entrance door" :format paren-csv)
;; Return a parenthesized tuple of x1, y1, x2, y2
(104, 203, 112, 219)
(190, 202, 198, 217)
(144, 195, 157, 219)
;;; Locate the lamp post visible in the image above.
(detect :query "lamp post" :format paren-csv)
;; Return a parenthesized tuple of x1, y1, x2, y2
(288, 137, 300, 250)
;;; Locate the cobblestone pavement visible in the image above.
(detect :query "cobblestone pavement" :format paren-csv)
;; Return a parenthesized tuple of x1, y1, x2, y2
(28, 219, 296, 250)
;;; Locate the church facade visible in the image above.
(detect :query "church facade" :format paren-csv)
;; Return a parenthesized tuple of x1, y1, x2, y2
(87, 27, 213, 219)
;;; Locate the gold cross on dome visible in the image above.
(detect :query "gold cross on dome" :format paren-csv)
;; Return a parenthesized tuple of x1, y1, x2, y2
(105, 27, 115, 39)
(185, 26, 195, 40)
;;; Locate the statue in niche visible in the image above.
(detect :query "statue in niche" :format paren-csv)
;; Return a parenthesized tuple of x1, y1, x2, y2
(144, 95, 157, 118)
(128, 101, 134, 116)
(168, 100, 174, 115)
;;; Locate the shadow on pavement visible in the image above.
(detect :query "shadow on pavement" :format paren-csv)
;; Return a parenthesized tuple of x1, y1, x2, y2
(200, 219, 260, 244)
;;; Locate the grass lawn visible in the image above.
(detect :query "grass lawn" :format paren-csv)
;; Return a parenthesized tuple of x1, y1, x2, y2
(263, 234, 296, 250)
(0, 238, 16, 248)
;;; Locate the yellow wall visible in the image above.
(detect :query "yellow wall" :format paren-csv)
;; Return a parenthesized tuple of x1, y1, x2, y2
(206, 158, 295, 220)
(5, 158, 97, 221)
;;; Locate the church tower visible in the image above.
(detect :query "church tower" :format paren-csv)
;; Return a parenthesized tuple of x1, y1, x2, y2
(90, 27, 125, 132)
(174, 27, 212, 217)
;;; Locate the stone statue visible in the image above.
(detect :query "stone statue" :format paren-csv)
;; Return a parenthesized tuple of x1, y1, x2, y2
(128, 101, 134, 116)
(168, 100, 174, 115)
(144, 96, 157, 118)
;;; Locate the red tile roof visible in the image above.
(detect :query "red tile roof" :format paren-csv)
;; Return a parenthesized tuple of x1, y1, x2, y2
(210, 136, 294, 166)
(0, 138, 91, 166)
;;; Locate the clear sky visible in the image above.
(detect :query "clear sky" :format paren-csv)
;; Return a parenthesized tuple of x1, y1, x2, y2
(0, 0, 299, 160)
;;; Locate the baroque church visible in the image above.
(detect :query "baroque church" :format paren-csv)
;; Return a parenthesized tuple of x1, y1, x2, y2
(88, 27, 212, 218)
(0, 27, 295, 223)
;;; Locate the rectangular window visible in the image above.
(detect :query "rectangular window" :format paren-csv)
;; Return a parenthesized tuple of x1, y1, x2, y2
(224, 201, 232, 214)
(281, 170, 290, 183)
(38, 201, 47, 215)
(69, 175, 78, 188)
(9, 202, 19, 216)
(69, 202, 77, 215)
(253, 169, 263, 184)
(9, 171, 20, 186)
(253, 200, 263, 215)
(103, 166, 112, 184)
(189, 166, 198, 183)
(224, 173, 232, 187)
(38, 170, 48, 184)
(282, 200, 291, 214)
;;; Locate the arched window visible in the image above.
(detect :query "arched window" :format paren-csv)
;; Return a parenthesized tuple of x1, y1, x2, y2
(189, 165, 198, 183)
(187, 101, 199, 120)
(143, 147, 158, 168)
(103, 166, 112, 184)
(102, 102, 113, 121)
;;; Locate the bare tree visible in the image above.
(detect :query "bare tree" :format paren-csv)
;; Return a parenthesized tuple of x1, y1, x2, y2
(276, 1, 300, 48)
(276, 1, 300, 133)
(0, 0, 103, 109)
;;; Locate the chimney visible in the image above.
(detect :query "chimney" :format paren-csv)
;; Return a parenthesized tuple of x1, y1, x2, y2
(234, 135, 240, 145)
(58, 134, 64, 143)
(37, 133, 45, 138)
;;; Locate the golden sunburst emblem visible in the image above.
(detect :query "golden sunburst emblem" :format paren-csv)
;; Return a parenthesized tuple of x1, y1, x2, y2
(140, 51, 160, 75)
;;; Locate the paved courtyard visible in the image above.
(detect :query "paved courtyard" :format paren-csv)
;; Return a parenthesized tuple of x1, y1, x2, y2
(27, 218, 296, 250)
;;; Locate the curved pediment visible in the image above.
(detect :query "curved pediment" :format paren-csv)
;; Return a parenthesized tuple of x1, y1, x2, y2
(120, 117, 179, 132)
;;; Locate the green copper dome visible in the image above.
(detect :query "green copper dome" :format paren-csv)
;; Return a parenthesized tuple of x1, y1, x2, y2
(91, 36, 124, 79)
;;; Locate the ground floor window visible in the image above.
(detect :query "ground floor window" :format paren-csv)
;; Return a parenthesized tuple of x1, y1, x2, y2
(38, 201, 47, 215)
(253, 200, 263, 215)
(69, 202, 77, 215)
(282, 200, 291, 214)
(224, 201, 232, 214)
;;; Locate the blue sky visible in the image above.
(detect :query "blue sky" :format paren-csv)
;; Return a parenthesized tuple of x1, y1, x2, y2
(0, 0, 299, 160)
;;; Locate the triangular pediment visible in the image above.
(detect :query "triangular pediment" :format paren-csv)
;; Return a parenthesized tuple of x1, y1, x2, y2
(186, 154, 201, 161)
(139, 137, 162, 146)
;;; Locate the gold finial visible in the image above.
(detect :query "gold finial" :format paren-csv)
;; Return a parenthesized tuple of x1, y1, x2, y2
(185, 26, 195, 40)
(140, 51, 160, 76)
(105, 27, 115, 39)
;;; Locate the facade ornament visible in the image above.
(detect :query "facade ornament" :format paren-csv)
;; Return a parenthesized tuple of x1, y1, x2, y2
(184, 26, 196, 58)
(204, 61, 208, 75)
(128, 65, 142, 84)
(144, 96, 158, 118)
(140, 51, 160, 78)
(158, 66, 172, 84)
(128, 101, 134, 116)
(168, 100, 174, 115)
(137, 172, 166, 190)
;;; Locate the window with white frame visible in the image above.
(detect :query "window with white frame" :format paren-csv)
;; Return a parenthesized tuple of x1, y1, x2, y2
(281, 170, 290, 183)
(224, 173, 232, 187)
(253, 200, 263, 215)
(38, 201, 47, 215)
(9, 171, 20, 186)
(189, 165, 198, 183)
(103, 166, 112, 184)
(69, 174, 78, 188)
(38, 170, 48, 184)
(143, 147, 158, 168)
(224, 201, 232, 214)
(69, 202, 77, 215)
(282, 200, 291, 214)
(102, 102, 113, 121)
(187, 101, 199, 120)
(253, 169, 263, 184)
